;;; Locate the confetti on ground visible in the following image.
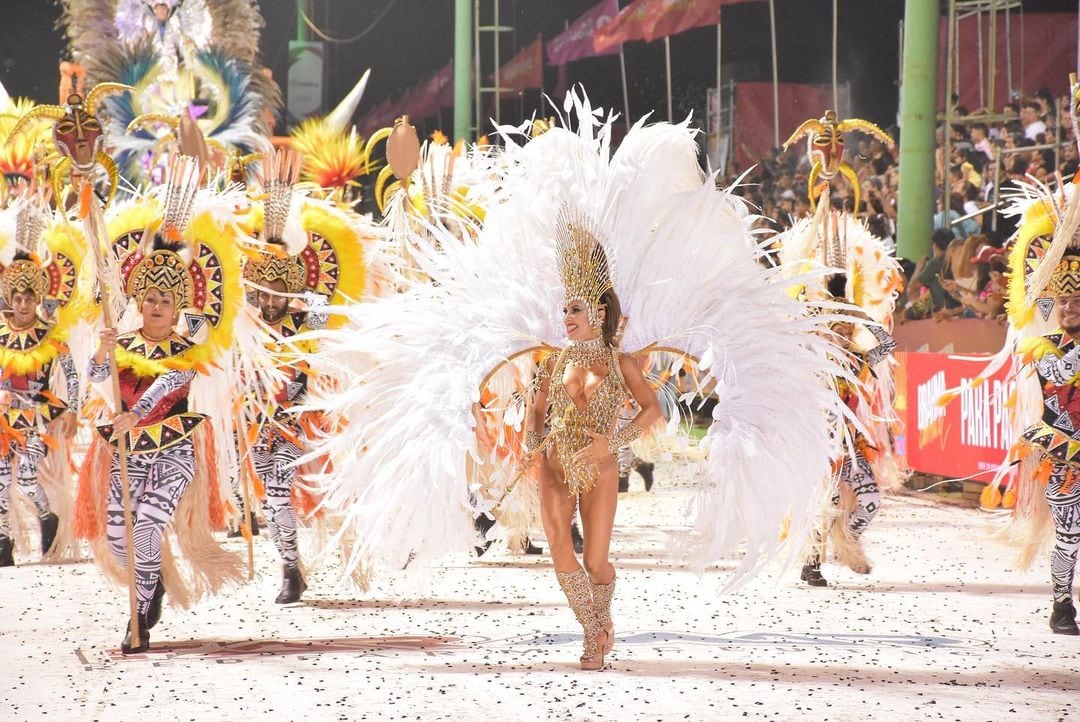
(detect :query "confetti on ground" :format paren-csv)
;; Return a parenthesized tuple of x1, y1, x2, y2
(1, 468, 1077, 720)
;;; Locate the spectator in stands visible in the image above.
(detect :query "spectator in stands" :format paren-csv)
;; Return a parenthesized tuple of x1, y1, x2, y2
(935, 194, 979, 239)
(948, 244, 1006, 319)
(1028, 148, 1055, 183)
(949, 164, 967, 195)
(1060, 142, 1078, 178)
(945, 234, 986, 296)
(907, 229, 961, 319)
(1021, 100, 1047, 141)
(971, 122, 994, 161)
(868, 138, 894, 175)
(1034, 87, 1056, 125)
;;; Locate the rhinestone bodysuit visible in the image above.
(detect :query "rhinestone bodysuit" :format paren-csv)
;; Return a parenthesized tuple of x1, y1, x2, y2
(547, 341, 629, 494)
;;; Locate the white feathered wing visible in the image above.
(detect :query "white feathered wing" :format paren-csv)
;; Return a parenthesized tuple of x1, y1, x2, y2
(301, 97, 854, 586)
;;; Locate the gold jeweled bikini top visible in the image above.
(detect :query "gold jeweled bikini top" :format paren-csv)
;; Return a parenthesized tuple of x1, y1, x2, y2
(546, 338, 629, 494)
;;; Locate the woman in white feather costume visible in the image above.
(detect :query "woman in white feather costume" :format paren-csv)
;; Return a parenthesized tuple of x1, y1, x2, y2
(299, 92, 860, 670)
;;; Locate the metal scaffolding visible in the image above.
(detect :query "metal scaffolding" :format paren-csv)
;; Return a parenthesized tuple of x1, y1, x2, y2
(473, 0, 515, 131)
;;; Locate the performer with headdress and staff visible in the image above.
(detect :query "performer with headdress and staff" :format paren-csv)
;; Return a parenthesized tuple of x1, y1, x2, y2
(77, 152, 247, 653)
(7, 82, 148, 651)
(776, 111, 902, 588)
(237, 146, 381, 602)
(0, 192, 86, 567)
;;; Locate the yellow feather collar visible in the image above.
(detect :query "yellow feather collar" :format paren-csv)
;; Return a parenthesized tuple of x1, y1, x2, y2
(0, 320, 67, 377)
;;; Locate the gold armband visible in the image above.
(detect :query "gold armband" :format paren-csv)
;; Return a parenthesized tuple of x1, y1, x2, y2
(525, 430, 542, 453)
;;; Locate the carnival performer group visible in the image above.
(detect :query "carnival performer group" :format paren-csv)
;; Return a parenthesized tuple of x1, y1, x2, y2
(2, 0, 1078, 670)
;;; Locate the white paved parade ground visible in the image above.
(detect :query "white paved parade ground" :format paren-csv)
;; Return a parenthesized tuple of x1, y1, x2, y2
(1, 467, 1078, 721)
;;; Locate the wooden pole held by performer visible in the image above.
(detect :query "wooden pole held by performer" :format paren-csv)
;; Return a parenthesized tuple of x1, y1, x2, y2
(81, 181, 141, 650)
(234, 409, 257, 581)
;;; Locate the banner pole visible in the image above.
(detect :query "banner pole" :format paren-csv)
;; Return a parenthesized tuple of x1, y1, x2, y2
(832, 0, 839, 112)
(619, 46, 631, 131)
(769, 0, 780, 148)
(664, 35, 673, 122)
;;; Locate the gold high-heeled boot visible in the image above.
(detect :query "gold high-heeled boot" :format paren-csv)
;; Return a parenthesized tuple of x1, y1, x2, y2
(591, 573, 615, 655)
(556, 569, 606, 670)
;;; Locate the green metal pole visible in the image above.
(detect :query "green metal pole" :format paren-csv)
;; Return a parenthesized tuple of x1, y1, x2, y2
(453, 0, 474, 142)
(896, 0, 940, 261)
(296, 0, 309, 43)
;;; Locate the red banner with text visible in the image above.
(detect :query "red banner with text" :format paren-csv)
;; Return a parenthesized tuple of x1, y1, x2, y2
(895, 352, 1014, 481)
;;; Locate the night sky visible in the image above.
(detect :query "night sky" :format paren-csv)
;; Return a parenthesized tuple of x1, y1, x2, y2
(0, 1, 1072, 135)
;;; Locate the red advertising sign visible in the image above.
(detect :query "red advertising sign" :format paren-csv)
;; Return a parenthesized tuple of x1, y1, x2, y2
(937, 13, 1077, 110)
(895, 352, 1015, 481)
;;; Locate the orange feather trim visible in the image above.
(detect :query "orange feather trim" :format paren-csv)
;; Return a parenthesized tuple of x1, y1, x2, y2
(74, 436, 111, 541)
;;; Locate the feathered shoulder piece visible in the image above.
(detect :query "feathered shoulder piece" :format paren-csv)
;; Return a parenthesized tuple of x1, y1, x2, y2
(1005, 180, 1078, 331)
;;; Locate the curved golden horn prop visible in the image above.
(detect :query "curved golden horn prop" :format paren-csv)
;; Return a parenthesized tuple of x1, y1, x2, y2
(126, 112, 180, 135)
(83, 82, 133, 116)
(838, 118, 895, 148)
(50, 157, 73, 212)
(806, 161, 823, 213)
(8, 105, 67, 140)
(838, 162, 860, 217)
(97, 151, 120, 209)
(782, 119, 823, 151)
(374, 166, 397, 213)
(362, 126, 393, 172)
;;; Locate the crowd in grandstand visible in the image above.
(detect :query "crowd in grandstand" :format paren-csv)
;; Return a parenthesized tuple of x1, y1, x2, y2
(734, 87, 1078, 323)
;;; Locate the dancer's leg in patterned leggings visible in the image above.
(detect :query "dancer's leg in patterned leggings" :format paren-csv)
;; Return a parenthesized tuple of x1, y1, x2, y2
(1046, 463, 1080, 603)
(0, 452, 13, 541)
(803, 449, 880, 583)
(15, 434, 51, 519)
(253, 428, 301, 568)
(106, 440, 195, 614)
(839, 449, 880, 539)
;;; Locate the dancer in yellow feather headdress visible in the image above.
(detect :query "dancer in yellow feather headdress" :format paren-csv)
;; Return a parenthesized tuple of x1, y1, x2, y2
(776, 111, 902, 588)
(76, 154, 247, 653)
(0, 193, 86, 567)
(937, 76, 1080, 636)
(236, 148, 376, 603)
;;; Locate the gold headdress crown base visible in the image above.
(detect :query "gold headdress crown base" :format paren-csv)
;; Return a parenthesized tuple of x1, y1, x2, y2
(1049, 255, 1080, 298)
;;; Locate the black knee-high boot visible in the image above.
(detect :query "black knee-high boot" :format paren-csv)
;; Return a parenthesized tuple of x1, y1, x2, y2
(1050, 598, 1079, 635)
(121, 613, 151, 654)
(275, 564, 307, 604)
(0, 536, 13, 567)
(39, 512, 59, 555)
